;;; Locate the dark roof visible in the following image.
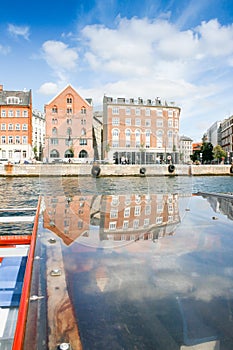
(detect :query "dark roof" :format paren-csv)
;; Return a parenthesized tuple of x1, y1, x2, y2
(0, 89, 31, 106)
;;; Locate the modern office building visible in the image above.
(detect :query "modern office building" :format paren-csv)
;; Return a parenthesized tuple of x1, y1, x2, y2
(44, 85, 94, 162)
(0, 84, 33, 163)
(103, 96, 181, 164)
(220, 115, 233, 163)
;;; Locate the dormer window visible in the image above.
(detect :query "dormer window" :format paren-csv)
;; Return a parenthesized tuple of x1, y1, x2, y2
(7, 96, 20, 104)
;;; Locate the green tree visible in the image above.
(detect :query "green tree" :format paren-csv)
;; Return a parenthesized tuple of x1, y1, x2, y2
(213, 145, 227, 163)
(201, 142, 213, 163)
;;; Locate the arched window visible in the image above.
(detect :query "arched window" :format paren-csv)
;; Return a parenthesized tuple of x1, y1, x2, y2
(52, 105, 58, 113)
(52, 127, 57, 135)
(125, 129, 131, 137)
(67, 97, 72, 104)
(81, 128, 86, 136)
(50, 149, 59, 158)
(112, 128, 119, 138)
(79, 150, 88, 158)
(64, 149, 74, 158)
(168, 130, 173, 138)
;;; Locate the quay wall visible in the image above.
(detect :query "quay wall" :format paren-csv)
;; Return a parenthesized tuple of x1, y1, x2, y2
(0, 163, 232, 177)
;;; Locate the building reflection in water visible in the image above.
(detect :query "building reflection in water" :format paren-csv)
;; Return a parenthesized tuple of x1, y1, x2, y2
(43, 192, 180, 247)
(41, 190, 233, 350)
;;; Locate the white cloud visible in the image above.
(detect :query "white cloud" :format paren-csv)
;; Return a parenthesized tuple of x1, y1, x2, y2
(42, 40, 78, 71)
(8, 24, 30, 40)
(37, 82, 59, 96)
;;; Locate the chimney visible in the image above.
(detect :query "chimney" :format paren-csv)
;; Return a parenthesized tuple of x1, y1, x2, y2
(0, 85, 3, 91)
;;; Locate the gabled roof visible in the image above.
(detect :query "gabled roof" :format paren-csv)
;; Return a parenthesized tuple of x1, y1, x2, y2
(45, 84, 92, 107)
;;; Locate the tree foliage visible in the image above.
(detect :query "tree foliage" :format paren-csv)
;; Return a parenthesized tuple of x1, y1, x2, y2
(213, 145, 227, 162)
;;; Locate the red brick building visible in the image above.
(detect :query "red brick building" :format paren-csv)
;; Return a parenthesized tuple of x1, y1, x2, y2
(0, 84, 32, 163)
(44, 85, 93, 162)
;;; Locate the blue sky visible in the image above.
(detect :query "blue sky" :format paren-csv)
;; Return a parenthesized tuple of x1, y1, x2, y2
(1, 0, 233, 141)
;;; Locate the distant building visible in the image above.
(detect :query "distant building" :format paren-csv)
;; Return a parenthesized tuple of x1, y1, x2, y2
(0, 84, 33, 163)
(220, 115, 233, 163)
(93, 111, 103, 160)
(44, 85, 94, 162)
(206, 121, 221, 147)
(32, 109, 45, 161)
(179, 135, 193, 164)
(103, 96, 181, 164)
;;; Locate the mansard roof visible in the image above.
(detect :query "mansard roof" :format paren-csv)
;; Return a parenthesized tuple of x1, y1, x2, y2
(0, 89, 31, 106)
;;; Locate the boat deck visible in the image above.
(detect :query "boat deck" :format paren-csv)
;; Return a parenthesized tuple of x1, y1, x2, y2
(0, 206, 38, 350)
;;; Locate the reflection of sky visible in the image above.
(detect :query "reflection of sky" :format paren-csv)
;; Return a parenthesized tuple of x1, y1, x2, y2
(56, 194, 233, 349)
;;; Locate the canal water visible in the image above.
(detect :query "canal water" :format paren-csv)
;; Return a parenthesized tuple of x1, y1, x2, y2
(1, 176, 233, 349)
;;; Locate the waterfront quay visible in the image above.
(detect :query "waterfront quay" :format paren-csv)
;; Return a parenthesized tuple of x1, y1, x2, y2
(0, 163, 232, 177)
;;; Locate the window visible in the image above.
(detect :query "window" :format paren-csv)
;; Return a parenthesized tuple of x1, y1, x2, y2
(156, 217, 163, 225)
(52, 127, 57, 135)
(145, 119, 151, 127)
(144, 218, 150, 227)
(15, 123, 20, 130)
(81, 107, 86, 114)
(168, 130, 173, 138)
(126, 108, 131, 115)
(23, 110, 28, 117)
(112, 129, 119, 138)
(126, 141, 131, 147)
(123, 221, 129, 230)
(67, 108, 72, 114)
(1, 136, 6, 144)
(145, 205, 151, 215)
(156, 109, 163, 117)
(7, 96, 19, 104)
(78, 221, 83, 229)
(8, 136, 13, 144)
(134, 206, 141, 216)
(174, 119, 179, 128)
(135, 118, 141, 126)
(67, 97, 72, 104)
(168, 110, 173, 117)
(23, 136, 28, 144)
(145, 109, 151, 116)
(1, 110, 6, 117)
(51, 138, 58, 145)
(16, 110, 20, 117)
(157, 119, 163, 127)
(124, 207, 130, 217)
(168, 119, 173, 127)
(1, 124, 6, 130)
(110, 209, 118, 219)
(8, 124, 13, 130)
(81, 128, 86, 136)
(112, 107, 119, 115)
(112, 117, 119, 126)
(52, 106, 58, 113)
(135, 108, 141, 116)
(111, 196, 119, 206)
(22, 124, 28, 131)
(15, 136, 20, 144)
(52, 118, 58, 124)
(81, 119, 86, 125)
(80, 139, 87, 145)
(112, 141, 119, 147)
(8, 110, 14, 117)
(125, 118, 131, 126)
(109, 222, 116, 230)
(133, 219, 139, 229)
(67, 118, 72, 125)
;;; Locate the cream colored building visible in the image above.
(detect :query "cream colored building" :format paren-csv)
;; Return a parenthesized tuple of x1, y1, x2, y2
(103, 96, 181, 164)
